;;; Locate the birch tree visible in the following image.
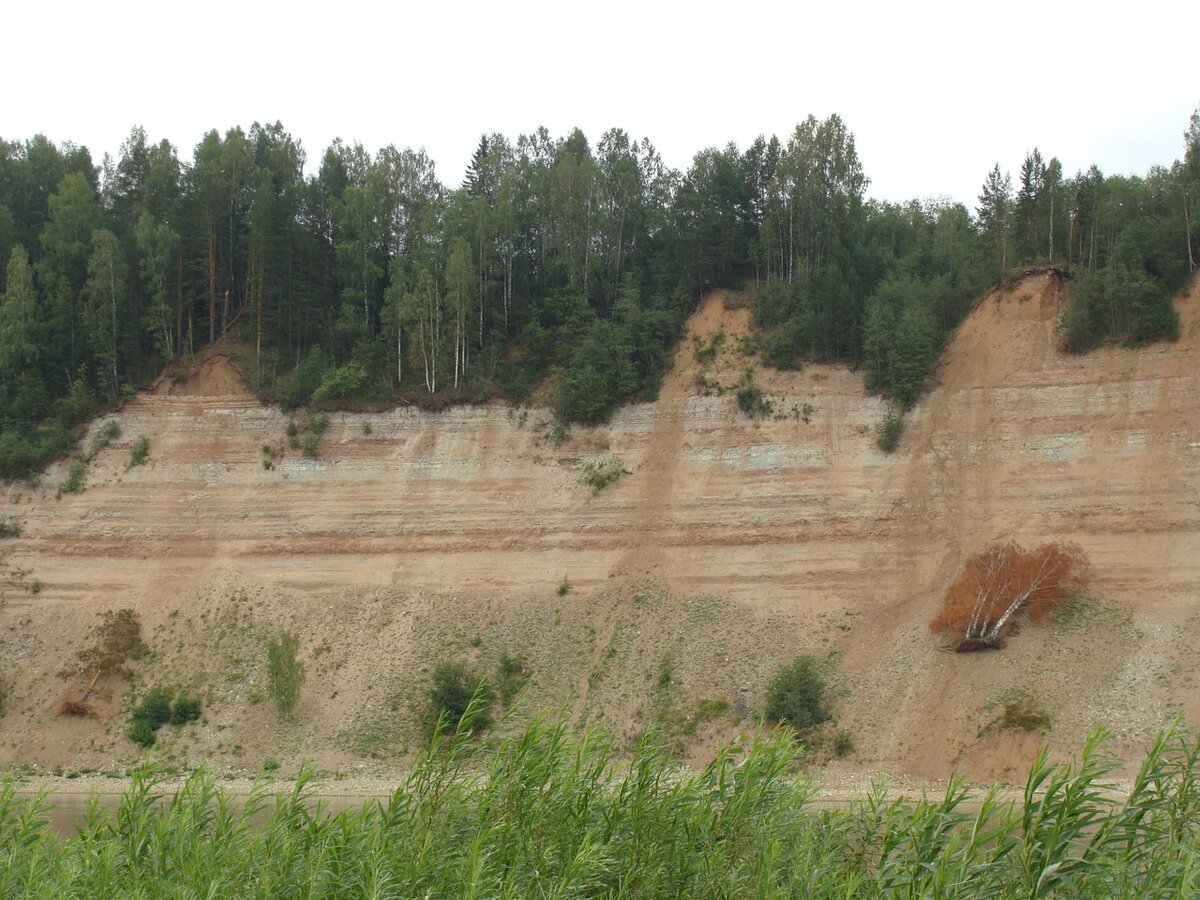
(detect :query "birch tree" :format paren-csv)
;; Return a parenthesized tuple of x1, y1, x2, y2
(1184, 105, 1200, 272)
(135, 213, 179, 359)
(402, 267, 443, 394)
(929, 542, 1091, 650)
(445, 238, 475, 388)
(0, 246, 40, 379)
(82, 229, 127, 395)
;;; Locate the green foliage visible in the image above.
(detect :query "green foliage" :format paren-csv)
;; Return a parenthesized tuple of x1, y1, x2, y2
(57, 461, 85, 496)
(92, 421, 121, 451)
(127, 717, 157, 748)
(1, 113, 1196, 486)
(556, 576, 571, 596)
(555, 319, 640, 424)
(0, 247, 41, 379)
(1060, 266, 1180, 352)
(0, 519, 20, 538)
(274, 346, 329, 409)
(691, 330, 723, 364)
(133, 687, 172, 726)
(862, 276, 941, 408)
(128, 686, 173, 747)
(428, 661, 493, 735)
(170, 692, 202, 726)
(127, 435, 149, 468)
(282, 412, 328, 459)
(764, 655, 831, 736)
(735, 370, 773, 418)
(496, 653, 528, 705)
(266, 632, 305, 721)
(582, 457, 628, 493)
(876, 406, 904, 453)
(312, 363, 366, 405)
(833, 727, 855, 757)
(3, 721, 1200, 895)
(980, 690, 1051, 736)
(127, 685, 201, 747)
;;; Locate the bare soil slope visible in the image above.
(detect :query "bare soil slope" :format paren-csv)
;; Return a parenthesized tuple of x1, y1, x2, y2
(1, 274, 1198, 781)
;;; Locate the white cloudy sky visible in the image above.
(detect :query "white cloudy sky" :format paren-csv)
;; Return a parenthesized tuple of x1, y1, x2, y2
(6, 0, 1196, 205)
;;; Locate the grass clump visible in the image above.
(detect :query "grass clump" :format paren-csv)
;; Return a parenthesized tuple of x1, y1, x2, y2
(556, 576, 571, 597)
(266, 632, 305, 721)
(980, 690, 1052, 736)
(691, 330, 724, 364)
(84, 421, 121, 461)
(496, 653, 528, 705)
(284, 412, 330, 458)
(833, 727, 855, 757)
(0, 519, 21, 538)
(127, 435, 149, 468)
(57, 461, 85, 496)
(764, 654, 831, 737)
(582, 457, 628, 494)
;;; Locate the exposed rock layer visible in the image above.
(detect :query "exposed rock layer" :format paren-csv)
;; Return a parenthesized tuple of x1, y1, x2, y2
(1, 272, 1197, 780)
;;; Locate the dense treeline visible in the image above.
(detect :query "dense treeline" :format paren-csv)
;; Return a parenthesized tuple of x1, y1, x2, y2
(1, 108, 1197, 477)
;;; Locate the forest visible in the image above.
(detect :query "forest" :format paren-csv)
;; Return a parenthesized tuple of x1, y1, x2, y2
(1, 109, 1198, 477)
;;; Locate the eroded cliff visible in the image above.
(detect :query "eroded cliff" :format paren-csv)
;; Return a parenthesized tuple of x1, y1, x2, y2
(2, 271, 1197, 780)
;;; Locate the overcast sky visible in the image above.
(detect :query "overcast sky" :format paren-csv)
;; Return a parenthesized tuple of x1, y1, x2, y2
(6, 0, 1196, 206)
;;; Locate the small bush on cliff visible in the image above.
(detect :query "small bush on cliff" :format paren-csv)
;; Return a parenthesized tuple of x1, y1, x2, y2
(128, 686, 203, 747)
(496, 653, 528, 705)
(428, 662, 493, 735)
(765, 655, 830, 736)
(128, 686, 173, 746)
(735, 370, 773, 418)
(583, 457, 628, 493)
(171, 691, 202, 726)
(876, 407, 904, 453)
(127, 435, 149, 468)
(57, 461, 85, 496)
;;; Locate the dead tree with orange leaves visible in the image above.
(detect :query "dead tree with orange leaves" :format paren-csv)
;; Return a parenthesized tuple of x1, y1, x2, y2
(929, 541, 1091, 651)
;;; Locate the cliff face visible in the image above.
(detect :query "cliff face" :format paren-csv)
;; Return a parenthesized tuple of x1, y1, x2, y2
(2, 272, 1198, 779)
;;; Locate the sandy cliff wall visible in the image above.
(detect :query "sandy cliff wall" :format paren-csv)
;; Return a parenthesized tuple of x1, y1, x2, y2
(1, 272, 1197, 779)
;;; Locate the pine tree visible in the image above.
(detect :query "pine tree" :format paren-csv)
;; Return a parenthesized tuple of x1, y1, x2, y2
(464, 135, 491, 199)
(1015, 148, 1045, 264)
(976, 164, 1012, 274)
